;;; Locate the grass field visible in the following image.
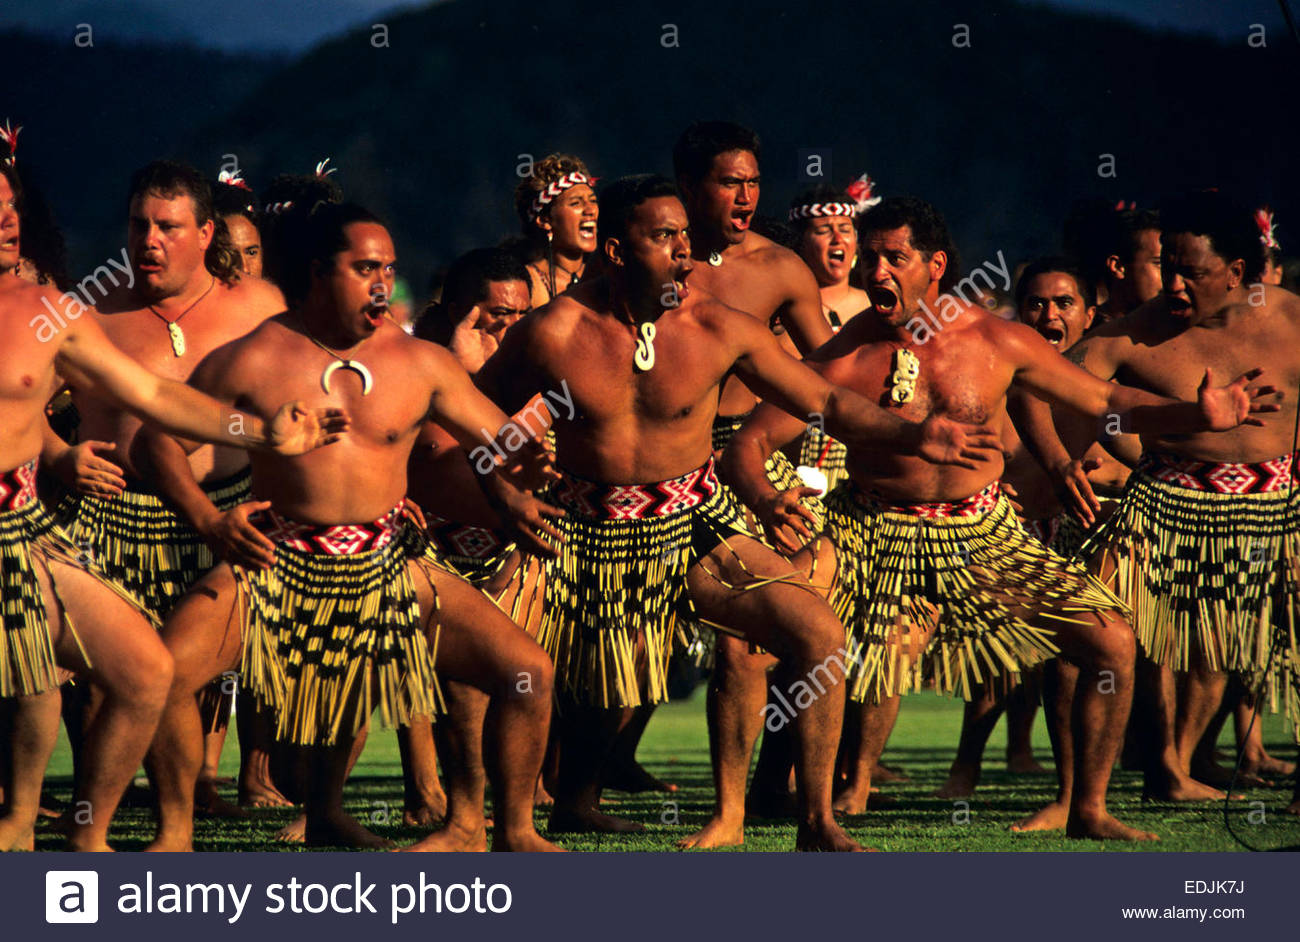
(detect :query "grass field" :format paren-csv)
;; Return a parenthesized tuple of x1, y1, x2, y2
(32, 692, 1300, 852)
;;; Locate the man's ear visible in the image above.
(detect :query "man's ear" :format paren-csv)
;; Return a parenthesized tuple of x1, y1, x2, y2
(1082, 304, 1096, 333)
(603, 237, 623, 268)
(197, 218, 215, 252)
(928, 249, 948, 285)
(1105, 254, 1125, 282)
(1226, 257, 1245, 289)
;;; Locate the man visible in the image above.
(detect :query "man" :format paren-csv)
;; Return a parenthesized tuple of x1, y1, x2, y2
(141, 203, 560, 852)
(477, 174, 998, 849)
(722, 196, 1275, 840)
(672, 122, 840, 814)
(1094, 208, 1163, 325)
(0, 161, 343, 851)
(49, 161, 287, 815)
(1050, 191, 1300, 807)
(937, 257, 1131, 799)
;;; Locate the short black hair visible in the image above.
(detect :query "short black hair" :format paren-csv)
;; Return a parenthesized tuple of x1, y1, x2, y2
(1014, 256, 1096, 311)
(672, 121, 760, 184)
(414, 247, 531, 346)
(1160, 190, 1262, 282)
(857, 195, 961, 292)
(596, 174, 680, 249)
(259, 172, 344, 291)
(280, 201, 384, 305)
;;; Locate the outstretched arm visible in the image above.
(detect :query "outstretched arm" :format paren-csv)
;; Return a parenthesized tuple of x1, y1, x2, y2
(728, 311, 1000, 463)
(1004, 321, 1278, 436)
(55, 316, 348, 454)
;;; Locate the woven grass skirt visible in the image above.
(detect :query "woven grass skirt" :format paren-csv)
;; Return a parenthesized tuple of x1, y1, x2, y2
(233, 512, 448, 746)
(824, 481, 1124, 704)
(56, 469, 251, 617)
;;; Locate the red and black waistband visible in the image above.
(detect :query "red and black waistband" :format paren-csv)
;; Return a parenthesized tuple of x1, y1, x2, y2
(552, 457, 722, 521)
(0, 460, 37, 513)
(252, 501, 412, 555)
(1138, 450, 1298, 495)
(850, 480, 1003, 519)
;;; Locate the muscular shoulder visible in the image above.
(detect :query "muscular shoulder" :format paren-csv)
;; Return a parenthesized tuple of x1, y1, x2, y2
(741, 236, 815, 290)
(223, 275, 286, 324)
(190, 314, 289, 390)
(0, 275, 55, 315)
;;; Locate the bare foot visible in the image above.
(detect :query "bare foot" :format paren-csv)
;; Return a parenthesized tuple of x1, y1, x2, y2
(1067, 811, 1159, 842)
(1006, 752, 1048, 775)
(1190, 760, 1269, 789)
(872, 763, 910, 784)
(493, 829, 566, 852)
(402, 793, 447, 828)
(239, 783, 295, 810)
(195, 785, 249, 819)
(934, 763, 979, 798)
(273, 814, 306, 844)
(1243, 751, 1296, 779)
(534, 779, 554, 808)
(678, 816, 744, 849)
(0, 817, 35, 852)
(1143, 776, 1236, 802)
(603, 760, 677, 794)
(831, 786, 870, 815)
(549, 805, 645, 834)
(63, 837, 114, 852)
(1011, 800, 1068, 832)
(796, 819, 871, 852)
(304, 810, 395, 849)
(398, 818, 487, 852)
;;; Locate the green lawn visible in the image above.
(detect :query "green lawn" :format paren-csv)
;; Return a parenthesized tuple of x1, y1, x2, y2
(33, 692, 1300, 851)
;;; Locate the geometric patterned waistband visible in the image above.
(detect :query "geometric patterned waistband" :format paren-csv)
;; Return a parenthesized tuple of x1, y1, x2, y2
(552, 457, 721, 521)
(1139, 450, 1298, 494)
(252, 502, 406, 555)
(426, 516, 506, 560)
(852, 480, 1002, 518)
(0, 459, 37, 512)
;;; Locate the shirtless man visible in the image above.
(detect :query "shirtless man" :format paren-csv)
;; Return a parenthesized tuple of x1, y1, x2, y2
(672, 122, 839, 816)
(938, 257, 1131, 799)
(141, 203, 560, 852)
(51, 161, 286, 815)
(722, 196, 1275, 840)
(0, 161, 342, 851)
(477, 175, 997, 849)
(1038, 191, 1300, 808)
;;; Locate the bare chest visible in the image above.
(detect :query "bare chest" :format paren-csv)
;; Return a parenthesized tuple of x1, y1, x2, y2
(689, 264, 782, 322)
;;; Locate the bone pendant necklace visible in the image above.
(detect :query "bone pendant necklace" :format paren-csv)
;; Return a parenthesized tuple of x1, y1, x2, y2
(148, 276, 215, 357)
(300, 316, 375, 395)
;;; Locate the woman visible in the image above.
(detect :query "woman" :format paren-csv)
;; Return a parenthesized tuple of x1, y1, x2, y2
(511, 154, 598, 307)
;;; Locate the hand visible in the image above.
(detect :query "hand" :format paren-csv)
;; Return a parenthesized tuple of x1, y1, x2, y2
(1197, 367, 1280, 431)
(55, 440, 126, 498)
(915, 414, 1003, 468)
(755, 487, 821, 556)
(493, 433, 560, 492)
(199, 500, 276, 569)
(1048, 457, 1103, 526)
(400, 496, 428, 532)
(483, 474, 564, 558)
(266, 401, 351, 455)
(1000, 481, 1025, 519)
(448, 305, 502, 374)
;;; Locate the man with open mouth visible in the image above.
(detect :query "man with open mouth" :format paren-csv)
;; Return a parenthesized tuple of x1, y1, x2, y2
(721, 195, 1278, 841)
(477, 174, 998, 850)
(1022, 190, 1300, 817)
(0, 156, 345, 851)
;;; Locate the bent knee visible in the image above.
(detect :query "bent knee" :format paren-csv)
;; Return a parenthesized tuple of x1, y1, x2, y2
(509, 650, 554, 701)
(1090, 614, 1136, 674)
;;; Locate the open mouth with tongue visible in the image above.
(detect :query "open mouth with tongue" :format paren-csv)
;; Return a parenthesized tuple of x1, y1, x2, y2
(1038, 322, 1066, 347)
(729, 209, 752, 233)
(0, 234, 17, 255)
(669, 263, 692, 303)
(869, 284, 899, 313)
(1165, 295, 1193, 317)
(578, 221, 597, 244)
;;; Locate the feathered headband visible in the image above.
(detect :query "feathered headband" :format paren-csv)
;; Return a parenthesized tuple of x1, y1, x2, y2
(218, 168, 252, 191)
(846, 173, 881, 214)
(1255, 208, 1280, 251)
(263, 158, 338, 215)
(529, 171, 596, 220)
(1, 119, 20, 167)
